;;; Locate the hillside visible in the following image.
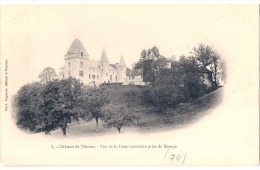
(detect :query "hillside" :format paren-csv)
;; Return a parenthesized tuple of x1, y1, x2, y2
(51, 87, 224, 137)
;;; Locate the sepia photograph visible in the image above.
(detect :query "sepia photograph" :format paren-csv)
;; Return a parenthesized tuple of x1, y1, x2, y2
(0, 2, 259, 166)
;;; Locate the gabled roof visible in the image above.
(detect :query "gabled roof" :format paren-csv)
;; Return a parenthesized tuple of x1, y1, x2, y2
(67, 38, 89, 56)
(156, 55, 170, 62)
(109, 66, 117, 71)
(118, 56, 126, 67)
(146, 53, 157, 60)
(100, 49, 109, 63)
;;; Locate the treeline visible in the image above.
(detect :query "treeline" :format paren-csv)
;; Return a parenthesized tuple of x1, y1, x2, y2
(13, 78, 146, 135)
(134, 43, 225, 113)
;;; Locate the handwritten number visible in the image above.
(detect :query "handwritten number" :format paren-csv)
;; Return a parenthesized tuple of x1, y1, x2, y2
(169, 154, 175, 162)
(176, 154, 181, 163)
(164, 149, 187, 165)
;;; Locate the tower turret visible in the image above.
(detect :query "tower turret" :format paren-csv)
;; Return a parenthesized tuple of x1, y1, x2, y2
(99, 49, 110, 83)
(117, 56, 127, 83)
(64, 38, 89, 84)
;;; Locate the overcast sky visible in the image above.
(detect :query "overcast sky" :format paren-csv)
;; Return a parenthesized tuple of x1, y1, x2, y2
(1, 4, 258, 93)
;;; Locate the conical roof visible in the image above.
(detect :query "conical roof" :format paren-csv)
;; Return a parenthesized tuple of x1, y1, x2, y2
(100, 49, 109, 63)
(67, 38, 89, 56)
(118, 56, 126, 67)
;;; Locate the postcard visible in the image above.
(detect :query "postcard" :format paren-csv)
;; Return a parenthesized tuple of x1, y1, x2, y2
(0, 3, 259, 166)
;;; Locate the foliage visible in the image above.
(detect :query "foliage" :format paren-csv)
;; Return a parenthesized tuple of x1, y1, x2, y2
(142, 69, 189, 113)
(134, 46, 161, 69)
(39, 78, 84, 135)
(143, 60, 155, 83)
(99, 82, 123, 87)
(80, 87, 109, 130)
(191, 44, 225, 87)
(102, 103, 135, 133)
(39, 67, 57, 84)
(177, 56, 208, 100)
(15, 82, 44, 132)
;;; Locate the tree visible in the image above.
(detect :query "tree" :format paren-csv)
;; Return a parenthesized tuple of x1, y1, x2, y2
(209, 51, 225, 87)
(134, 46, 161, 69)
(39, 67, 57, 84)
(178, 56, 208, 101)
(191, 44, 213, 68)
(151, 46, 160, 58)
(15, 82, 44, 132)
(80, 87, 109, 131)
(140, 49, 147, 61)
(143, 56, 169, 86)
(149, 68, 189, 113)
(39, 78, 84, 136)
(102, 103, 135, 133)
(191, 44, 225, 88)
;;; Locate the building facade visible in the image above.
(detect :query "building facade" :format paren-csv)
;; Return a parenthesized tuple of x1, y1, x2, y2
(60, 38, 145, 86)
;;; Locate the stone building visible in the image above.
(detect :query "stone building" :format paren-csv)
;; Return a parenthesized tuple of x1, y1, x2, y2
(60, 38, 144, 86)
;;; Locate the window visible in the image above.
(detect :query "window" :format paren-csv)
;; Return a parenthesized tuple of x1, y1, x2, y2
(68, 62, 71, 68)
(106, 73, 108, 76)
(116, 75, 117, 81)
(110, 75, 112, 81)
(97, 75, 99, 79)
(132, 76, 135, 79)
(92, 75, 95, 79)
(129, 76, 130, 80)
(89, 74, 91, 78)
(68, 70, 71, 77)
(79, 71, 84, 77)
(81, 52, 83, 56)
(80, 61, 83, 68)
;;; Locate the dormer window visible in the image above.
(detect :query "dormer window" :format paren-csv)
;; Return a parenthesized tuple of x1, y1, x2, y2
(81, 52, 83, 56)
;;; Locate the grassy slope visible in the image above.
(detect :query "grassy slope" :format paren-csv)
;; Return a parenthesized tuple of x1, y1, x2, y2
(51, 87, 223, 137)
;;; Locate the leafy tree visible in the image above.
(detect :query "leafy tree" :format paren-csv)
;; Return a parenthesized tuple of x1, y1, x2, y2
(39, 67, 57, 84)
(191, 44, 213, 68)
(209, 52, 225, 87)
(129, 106, 147, 125)
(39, 78, 84, 136)
(141, 49, 147, 61)
(191, 44, 225, 87)
(15, 82, 44, 132)
(102, 103, 135, 133)
(80, 87, 109, 131)
(178, 56, 208, 101)
(134, 46, 161, 69)
(143, 57, 169, 86)
(133, 61, 143, 69)
(151, 46, 160, 58)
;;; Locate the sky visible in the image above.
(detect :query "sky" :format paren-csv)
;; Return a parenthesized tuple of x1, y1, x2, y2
(1, 4, 258, 93)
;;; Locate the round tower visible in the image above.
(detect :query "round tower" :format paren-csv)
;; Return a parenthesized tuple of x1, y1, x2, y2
(117, 56, 127, 83)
